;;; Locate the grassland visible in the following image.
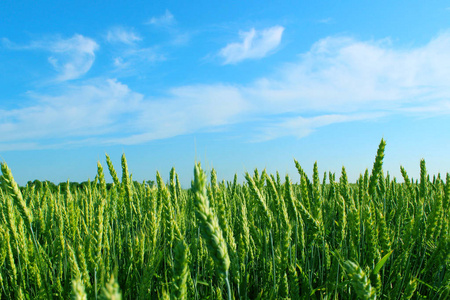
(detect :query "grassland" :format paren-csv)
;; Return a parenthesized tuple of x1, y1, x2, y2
(0, 139, 449, 299)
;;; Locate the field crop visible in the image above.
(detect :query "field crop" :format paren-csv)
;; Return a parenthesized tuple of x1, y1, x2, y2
(0, 139, 449, 299)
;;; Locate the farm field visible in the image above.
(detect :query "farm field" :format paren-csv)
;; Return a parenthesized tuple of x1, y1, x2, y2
(0, 139, 449, 299)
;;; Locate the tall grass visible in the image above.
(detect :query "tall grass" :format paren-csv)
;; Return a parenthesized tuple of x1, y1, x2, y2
(0, 139, 449, 299)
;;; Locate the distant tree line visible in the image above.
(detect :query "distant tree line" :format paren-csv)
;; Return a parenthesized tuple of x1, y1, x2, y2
(0, 179, 155, 194)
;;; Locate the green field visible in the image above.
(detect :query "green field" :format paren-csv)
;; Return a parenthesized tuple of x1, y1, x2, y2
(0, 139, 449, 299)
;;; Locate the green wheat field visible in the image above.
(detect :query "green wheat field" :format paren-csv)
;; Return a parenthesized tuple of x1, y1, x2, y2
(0, 139, 449, 299)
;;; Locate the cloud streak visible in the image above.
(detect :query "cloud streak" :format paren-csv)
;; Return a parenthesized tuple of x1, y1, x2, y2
(146, 10, 176, 27)
(3, 31, 450, 150)
(104, 27, 164, 71)
(2, 34, 99, 81)
(219, 26, 284, 64)
(44, 34, 99, 81)
(0, 80, 246, 150)
(250, 32, 450, 113)
(0, 79, 141, 144)
(254, 112, 386, 142)
(106, 27, 142, 45)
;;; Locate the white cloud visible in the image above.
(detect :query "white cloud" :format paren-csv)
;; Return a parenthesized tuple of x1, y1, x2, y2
(147, 10, 176, 27)
(255, 113, 385, 142)
(111, 47, 165, 71)
(126, 47, 165, 62)
(3, 31, 450, 150)
(219, 26, 284, 64)
(113, 57, 129, 68)
(0, 79, 248, 149)
(103, 27, 164, 70)
(2, 34, 98, 81)
(248, 32, 450, 114)
(0, 79, 142, 147)
(106, 84, 248, 145)
(44, 35, 98, 81)
(400, 100, 450, 116)
(145, 10, 191, 46)
(107, 27, 142, 45)
(239, 32, 450, 140)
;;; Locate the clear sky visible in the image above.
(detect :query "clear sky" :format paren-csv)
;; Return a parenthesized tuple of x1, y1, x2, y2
(1, 1, 450, 186)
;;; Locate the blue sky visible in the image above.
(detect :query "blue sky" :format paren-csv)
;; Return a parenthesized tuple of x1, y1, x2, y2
(1, 1, 450, 186)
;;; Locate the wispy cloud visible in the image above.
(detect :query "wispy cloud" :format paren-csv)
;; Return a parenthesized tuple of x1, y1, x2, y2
(143, 10, 190, 47)
(254, 113, 384, 142)
(105, 26, 164, 71)
(113, 57, 129, 68)
(0, 79, 142, 148)
(243, 32, 450, 139)
(44, 35, 98, 81)
(0, 79, 245, 150)
(1, 37, 18, 49)
(2, 34, 98, 81)
(318, 18, 334, 24)
(219, 26, 284, 64)
(112, 46, 165, 71)
(170, 32, 191, 46)
(106, 84, 248, 145)
(106, 27, 142, 45)
(3, 31, 450, 150)
(146, 10, 176, 27)
(249, 32, 450, 114)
